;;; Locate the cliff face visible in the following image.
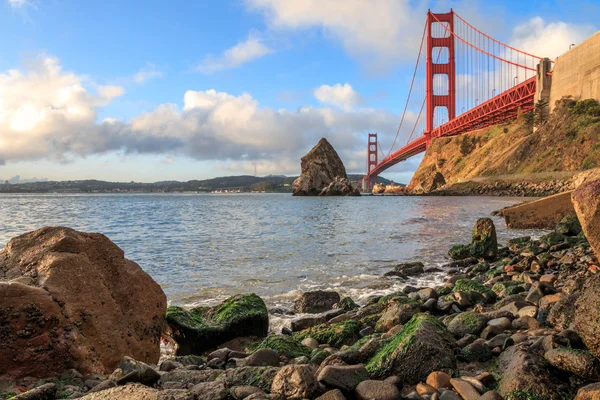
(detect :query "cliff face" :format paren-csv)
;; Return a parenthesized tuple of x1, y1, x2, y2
(408, 99, 600, 194)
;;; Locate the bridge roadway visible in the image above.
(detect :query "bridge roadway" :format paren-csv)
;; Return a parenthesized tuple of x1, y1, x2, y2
(368, 77, 536, 177)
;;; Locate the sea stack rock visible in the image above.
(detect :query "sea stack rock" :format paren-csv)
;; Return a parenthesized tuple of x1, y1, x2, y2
(292, 138, 360, 196)
(0, 227, 167, 379)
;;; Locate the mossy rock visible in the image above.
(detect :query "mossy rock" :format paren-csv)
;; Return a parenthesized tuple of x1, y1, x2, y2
(453, 279, 496, 303)
(256, 334, 310, 358)
(165, 293, 268, 355)
(295, 320, 361, 349)
(492, 281, 524, 297)
(447, 311, 487, 338)
(555, 215, 582, 237)
(461, 341, 493, 362)
(222, 366, 279, 392)
(309, 349, 329, 365)
(540, 232, 567, 247)
(337, 296, 359, 311)
(366, 313, 456, 383)
(507, 236, 531, 253)
(449, 244, 471, 260)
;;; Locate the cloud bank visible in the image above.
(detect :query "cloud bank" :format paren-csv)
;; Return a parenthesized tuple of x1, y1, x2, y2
(0, 55, 401, 175)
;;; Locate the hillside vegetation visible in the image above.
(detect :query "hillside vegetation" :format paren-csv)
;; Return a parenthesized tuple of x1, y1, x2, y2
(409, 98, 600, 193)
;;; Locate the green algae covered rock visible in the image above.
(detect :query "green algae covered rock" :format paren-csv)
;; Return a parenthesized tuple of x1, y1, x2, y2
(256, 335, 311, 358)
(337, 296, 359, 311)
(449, 244, 471, 260)
(165, 293, 269, 355)
(366, 313, 456, 383)
(296, 320, 361, 349)
(447, 311, 487, 338)
(453, 279, 496, 303)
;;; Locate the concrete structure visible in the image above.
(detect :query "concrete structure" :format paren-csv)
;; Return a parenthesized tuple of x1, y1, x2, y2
(535, 58, 553, 105)
(549, 30, 600, 111)
(501, 191, 575, 229)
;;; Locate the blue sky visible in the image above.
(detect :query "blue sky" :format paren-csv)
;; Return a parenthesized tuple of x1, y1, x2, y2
(0, 0, 598, 184)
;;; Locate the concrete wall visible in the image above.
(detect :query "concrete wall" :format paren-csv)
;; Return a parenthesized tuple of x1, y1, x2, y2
(549, 30, 600, 112)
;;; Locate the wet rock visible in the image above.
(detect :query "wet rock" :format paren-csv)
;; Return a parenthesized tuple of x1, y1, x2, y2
(487, 317, 512, 331)
(160, 369, 222, 386)
(319, 176, 361, 196)
(238, 348, 279, 367)
(544, 347, 600, 380)
(336, 297, 359, 312)
(222, 366, 279, 392)
(13, 383, 57, 400)
(317, 364, 369, 391)
(256, 335, 311, 358)
(297, 320, 361, 348)
(461, 340, 492, 362)
(114, 357, 161, 386)
(548, 294, 578, 330)
(575, 382, 600, 399)
(0, 227, 167, 379)
(375, 298, 420, 332)
(78, 383, 158, 400)
(190, 380, 228, 400)
(470, 218, 498, 260)
(416, 383, 437, 396)
(447, 312, 488, 338)
(292, 138, 359, 196)
(478, 391, 503, 400)
(572, 179, 600, 257)
(271, 365, 321, 400)
(574, 278, 600, 358)
(497, 346, 562, 399)
(384, 262, 425, 277)
(366, 314, 456, 383)
(231, 386, 265, 400)
(450, 378, 480, 400)
(166, 293, 268, 355)
(295, 291, 341, 314)
(291, 316, 326, 331)
(316, 389, 347, 400)
(426, 371, 452, 389)
(355, 380, 401, 400)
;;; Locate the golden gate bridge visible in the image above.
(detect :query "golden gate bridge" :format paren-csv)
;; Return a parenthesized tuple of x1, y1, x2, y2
(363, 10, 551, 190)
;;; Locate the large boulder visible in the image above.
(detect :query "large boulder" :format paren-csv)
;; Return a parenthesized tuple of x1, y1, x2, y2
(295, 291, 341, 313)
(498, 346, 564, 399)
(165, 293, 268, 355)
(293, 138, 359, 196)
(0, 227, 167, 379)
(573, 179, 600, 258)
(366, 313, 456, 383)
(574, 277, 600, 359)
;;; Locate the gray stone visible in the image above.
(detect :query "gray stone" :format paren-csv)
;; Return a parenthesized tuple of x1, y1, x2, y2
(317, 364, 369, 391)
(355, 380, 401, 400)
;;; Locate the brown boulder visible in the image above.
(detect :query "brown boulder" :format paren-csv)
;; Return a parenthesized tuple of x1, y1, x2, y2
(293, 138, 359, 196)
(0, 227, 167, 379)
(573, 179, 600, 258)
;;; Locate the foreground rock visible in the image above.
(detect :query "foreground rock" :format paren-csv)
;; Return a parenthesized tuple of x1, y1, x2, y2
(501, 191, 576, 229)
(573, 178, 600, 259)
(293, 138, 359, 196)
(366, 313, 456, 383)
(165, 293, 269, 355)
(448, 217, 497, 261)
(0, 227, 167, 379)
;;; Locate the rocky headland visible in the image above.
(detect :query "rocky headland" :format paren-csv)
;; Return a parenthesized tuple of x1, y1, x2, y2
(373, 98, 600, 197)
(3, 180, 600, 399)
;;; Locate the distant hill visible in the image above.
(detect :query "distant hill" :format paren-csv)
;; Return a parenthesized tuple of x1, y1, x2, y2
(0, 173, 391, 193)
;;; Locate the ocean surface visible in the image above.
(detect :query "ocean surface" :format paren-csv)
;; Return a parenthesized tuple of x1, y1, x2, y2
(0, 193, 543, 325)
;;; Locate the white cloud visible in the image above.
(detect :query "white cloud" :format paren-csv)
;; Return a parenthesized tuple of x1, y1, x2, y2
(245, 0, 425, 73)
(197, 32, 273, 74)
(0, 56, 404, 175)
(8, 0, 28, 7)
(314, 83, 362, 110)
(510, 17, 596, 59)
(132, 63, 164, 84)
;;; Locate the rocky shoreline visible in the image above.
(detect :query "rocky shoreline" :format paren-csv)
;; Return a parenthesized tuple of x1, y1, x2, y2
(3, 183, 600, 399)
